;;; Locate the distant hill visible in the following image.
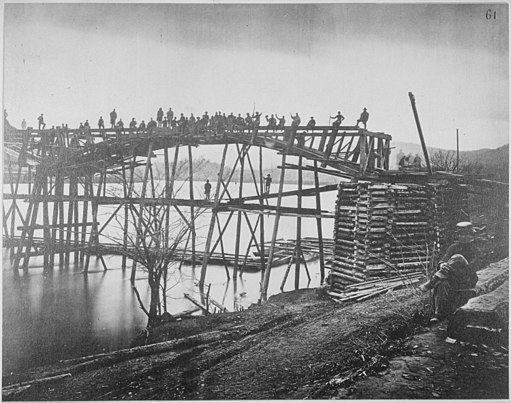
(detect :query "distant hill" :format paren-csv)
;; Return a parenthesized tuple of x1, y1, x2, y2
(391, 141, 508, 182)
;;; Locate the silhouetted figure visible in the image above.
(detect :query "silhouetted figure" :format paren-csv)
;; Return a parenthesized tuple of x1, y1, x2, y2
(264, 174, 272, 193)
(413, 153, 422, 168)
(98, 116, 105, 130)
(167, 108, 174, 123)
(276, 115, 286, 130)
(110, 109, 117, 128)
(38, 114, 46, 130)
(356, 108, 369, 129)
(147, 118, 157, 133)
(204, 179, 212, 200)
(306, 117, 316, 130)
(157, 107, 164, 127)
(21, 118, 27, 130)
(138, 120, 146, 132)
(129, 118, 137, 132)
(290, 113, 301, 129)
(266, 114, 277, 130)
(330, 111, 344, 129)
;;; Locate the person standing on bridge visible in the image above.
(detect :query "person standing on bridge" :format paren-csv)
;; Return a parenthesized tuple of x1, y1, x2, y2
(356, 107, 369, 129)
(264, 174, 272, 194)
(84, 120, 93, 144)
(177, 113, 186, 135)
(157, 107, 164, 128)
(167, 107, 174, 124)
(266, 114, 277, 131)
(38, 113, 46, 130)
(147, 118, 157, 133)
(138, 120, 146, 133)
(252, 112, 262, 129)
(244, 113, 252, 132)
(129, 118, 137, 134)
(276, 115, 286, 130)
(330, 111, 344, 129)
(236, 114, 244, 132)
(204, 179, 212, 200)
(21, 118, 27, 130)
(98, 116, 105, 131)
(290, 113, 301, 129)
(110, 109, 117, 128)
(306, 116, 316, 130)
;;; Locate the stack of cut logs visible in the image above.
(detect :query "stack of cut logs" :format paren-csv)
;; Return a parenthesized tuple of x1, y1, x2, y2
(433, 183, 469, 248)
(328, 181, 443, 301)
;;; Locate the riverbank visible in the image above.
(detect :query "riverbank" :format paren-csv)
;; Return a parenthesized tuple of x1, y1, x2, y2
(3, 258, 508, 400)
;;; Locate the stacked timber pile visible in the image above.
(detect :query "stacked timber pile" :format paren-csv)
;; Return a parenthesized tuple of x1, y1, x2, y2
(433, 183, 469, 249)
(328, 182, 440, 301)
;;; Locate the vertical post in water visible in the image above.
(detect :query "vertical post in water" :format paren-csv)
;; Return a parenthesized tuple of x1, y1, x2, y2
(259, 146, 265, 282)
(260, 153, 287, 301)
(294, 155, 303, 290)
(200, 144, 229, 287)
(163, 144, 170, 252)
(187, 144, 196, 267)
(233, 145, 246, 278)
(80, 178, 93, 264)
(64, 175, 75, 266)
(42, 175, 51, 270)
(313, 160, 325, 283)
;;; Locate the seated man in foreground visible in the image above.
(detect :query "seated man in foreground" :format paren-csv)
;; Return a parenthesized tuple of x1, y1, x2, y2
(419, 254, 478, 322)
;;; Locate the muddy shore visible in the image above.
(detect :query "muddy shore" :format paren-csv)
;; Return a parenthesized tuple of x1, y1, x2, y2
(3, 267, 508, 401)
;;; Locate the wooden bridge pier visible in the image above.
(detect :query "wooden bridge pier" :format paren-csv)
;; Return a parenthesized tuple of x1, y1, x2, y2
(4, 122, 393, 303)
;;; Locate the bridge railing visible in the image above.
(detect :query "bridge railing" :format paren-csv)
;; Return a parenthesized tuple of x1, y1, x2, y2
(5, 124, 392, 176)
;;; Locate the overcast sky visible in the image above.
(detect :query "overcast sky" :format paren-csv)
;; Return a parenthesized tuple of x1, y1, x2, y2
(3, 2, 509, 151)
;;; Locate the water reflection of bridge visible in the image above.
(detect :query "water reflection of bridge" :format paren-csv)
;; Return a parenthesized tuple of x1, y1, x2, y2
(3, 123, 392, 300)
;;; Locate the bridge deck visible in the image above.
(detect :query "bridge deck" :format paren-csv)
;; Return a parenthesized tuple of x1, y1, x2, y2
(5, 125, 392, 180)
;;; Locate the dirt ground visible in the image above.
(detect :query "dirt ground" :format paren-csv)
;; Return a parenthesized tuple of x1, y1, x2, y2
(3, 273, 508, 400)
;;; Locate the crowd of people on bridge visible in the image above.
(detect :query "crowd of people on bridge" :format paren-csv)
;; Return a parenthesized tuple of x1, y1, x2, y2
(24, 106, 370, 138)
(12, 107, 371, 154)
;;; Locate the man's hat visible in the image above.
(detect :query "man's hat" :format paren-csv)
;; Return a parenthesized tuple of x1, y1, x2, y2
(456, 221, 474, 234)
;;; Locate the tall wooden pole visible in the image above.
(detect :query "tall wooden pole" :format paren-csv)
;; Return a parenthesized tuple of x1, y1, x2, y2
(50, 174, 61, 267)
(260, 153, 287, 301)
(64, 176, 75, 266)
(79, 178, 89, 264)
(84, 168, 105, 272)
(259, 146, 266, 282)
(313, 160, 325, 283)
(233, 145, 246, 278)
(42, 175, 51, 270)
(294, 155, 303, 290)
(187, 145, 196, 267)
(408, 92, 432, 175)
(200, 144, 229, 287)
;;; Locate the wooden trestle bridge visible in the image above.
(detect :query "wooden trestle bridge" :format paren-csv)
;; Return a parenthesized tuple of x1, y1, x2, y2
(3, 122, 392, 300)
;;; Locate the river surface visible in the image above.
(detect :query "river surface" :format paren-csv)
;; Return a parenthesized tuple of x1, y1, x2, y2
(3, 179, 338, 374)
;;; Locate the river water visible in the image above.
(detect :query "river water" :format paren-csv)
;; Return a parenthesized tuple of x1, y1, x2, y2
(3, 179, 338, 374)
